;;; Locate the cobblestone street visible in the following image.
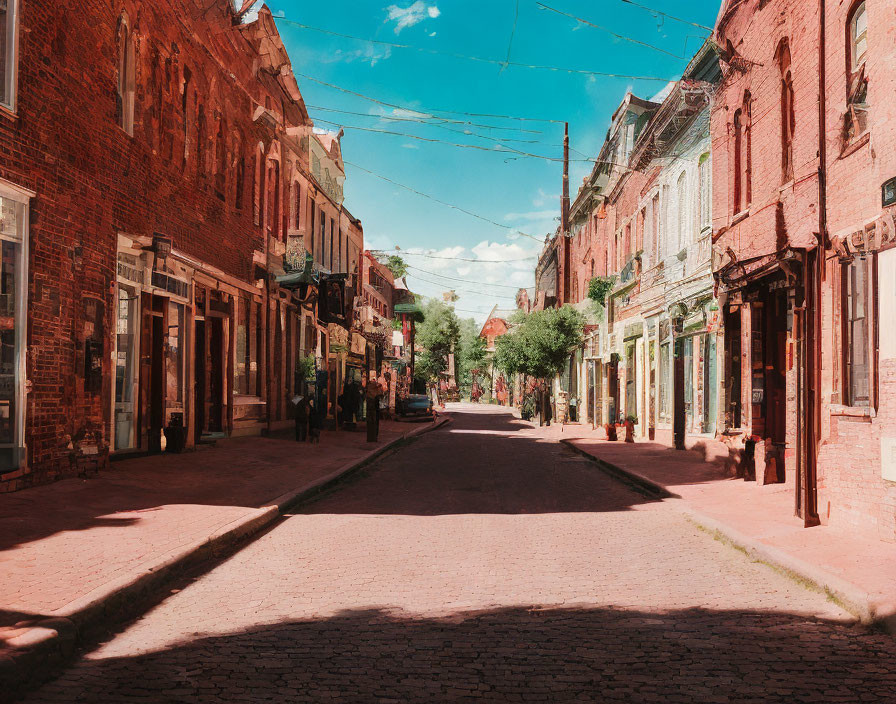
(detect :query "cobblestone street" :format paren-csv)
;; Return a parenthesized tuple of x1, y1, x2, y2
(24, 406, 896, 703)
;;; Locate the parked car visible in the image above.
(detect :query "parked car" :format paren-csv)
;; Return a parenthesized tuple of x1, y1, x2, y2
(397, 394, 434, 420)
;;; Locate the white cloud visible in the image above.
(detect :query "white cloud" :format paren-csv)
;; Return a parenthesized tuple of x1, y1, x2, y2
(319, 45, 392, 67)
(532, 188, 559, 208)
(386, 2, 441, 34)
(401, 143, 420, 149)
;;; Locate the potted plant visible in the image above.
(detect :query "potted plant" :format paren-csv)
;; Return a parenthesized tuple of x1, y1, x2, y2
(605, 422, 618, 441)
(624, 415, 638, 443)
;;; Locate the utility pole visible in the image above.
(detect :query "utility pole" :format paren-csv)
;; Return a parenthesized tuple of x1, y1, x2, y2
(561, 122, 571, 305)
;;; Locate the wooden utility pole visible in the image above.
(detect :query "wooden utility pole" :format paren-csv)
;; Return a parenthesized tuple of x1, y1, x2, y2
(561, 122, 571, 304)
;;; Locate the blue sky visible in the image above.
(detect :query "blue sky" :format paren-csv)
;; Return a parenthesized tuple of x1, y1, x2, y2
(266, 0, 721, 323)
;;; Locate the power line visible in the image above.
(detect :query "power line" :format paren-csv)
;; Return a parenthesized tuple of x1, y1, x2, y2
(536, 2, 683, 58)
(369, 250, 538, 263)
(306, 104, 544, 135)
(343, 160, 545, 243)
(408, 272, 520, 299)
(314, 117, 592, 163)
(619, 0, 714, 32)
(405, 264, 528, 290)
(279, 20, 674, 84)
(295, 72, 564, 124)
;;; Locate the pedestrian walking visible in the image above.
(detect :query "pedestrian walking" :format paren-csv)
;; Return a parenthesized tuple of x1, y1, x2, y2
(365, 375, 384, 443)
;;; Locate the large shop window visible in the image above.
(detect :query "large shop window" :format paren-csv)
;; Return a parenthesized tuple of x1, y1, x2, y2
(0, 0, 18, 110)
(0, 194, 26, 470)
(114, 286, 139, 451)
(166, 301, 185, 413)
(658, 340, 671, 423)
(235, 298, 250, 395)
(843, 258, 871, 407)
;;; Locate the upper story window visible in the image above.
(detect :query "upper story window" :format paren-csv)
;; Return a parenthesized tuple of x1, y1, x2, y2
(698, 154, 711, 232)
(292, 182, 301, 230)
(676, 171, 688, 251)
(116, 13, 136, 135)
(777, 40, 795, 182)
(733, 91, 752, 214)
(843, 256, 871, 407)
(845, 2, 869, 141)
(851, 2, 867, 70)
(0, 0, 18, 111)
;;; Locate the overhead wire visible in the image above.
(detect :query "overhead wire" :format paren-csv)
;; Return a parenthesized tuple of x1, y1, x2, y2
(618, 0, 714, 32)
(536, 2, 683, 58)
(369, 250, 538, 263)
(279, 21, 675, 84)
(405, 264, 528, 290)
(314, 117, 593, 163)
(295, 72, 565, 124)
(305, 104, 544, 135)
(343, 159, 546, 243)
(407, 273, 520, 299)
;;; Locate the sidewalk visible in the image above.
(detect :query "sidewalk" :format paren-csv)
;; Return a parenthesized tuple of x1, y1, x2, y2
(542, 421, 896, 633)
(0, 416, 448, 692)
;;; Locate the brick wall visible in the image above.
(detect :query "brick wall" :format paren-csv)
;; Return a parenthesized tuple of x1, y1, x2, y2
(0, 1, 311, 490)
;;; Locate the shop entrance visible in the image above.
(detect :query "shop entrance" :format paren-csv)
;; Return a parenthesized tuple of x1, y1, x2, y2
(750, 284, 789, 483)
(194, 316, 225, 436)
(607, 357, 619, 424)
(140, 294, 166, 454)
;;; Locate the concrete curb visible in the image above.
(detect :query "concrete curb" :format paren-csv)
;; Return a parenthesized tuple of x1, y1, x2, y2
(1, 416, 451, 700)
(561, 437, 896, 635)
(559, 438, 673, 499)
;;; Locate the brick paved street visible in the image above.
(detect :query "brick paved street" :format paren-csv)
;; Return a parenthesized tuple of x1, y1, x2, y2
(23, 405, 896, 703)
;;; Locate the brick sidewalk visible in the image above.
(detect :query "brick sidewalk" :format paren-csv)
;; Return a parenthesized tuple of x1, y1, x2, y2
(536, 420, 896, 631)
(0, 417, 442, 682)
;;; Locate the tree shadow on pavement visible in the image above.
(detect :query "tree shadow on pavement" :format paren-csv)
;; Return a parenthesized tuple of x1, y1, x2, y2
(23, 604, 896, 703)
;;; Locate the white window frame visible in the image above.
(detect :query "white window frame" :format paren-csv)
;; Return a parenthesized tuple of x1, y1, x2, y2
(0, 0, 20, 112)
(699, 154, 712, 232)
(850, 2, 867, 71)
(0, 178, 32, 470)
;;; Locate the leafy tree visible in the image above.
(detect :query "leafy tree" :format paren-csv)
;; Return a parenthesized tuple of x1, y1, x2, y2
(494, 305, 584, 380)
(456, 318, 489, 394)
(378, 254, 408, 279)
(414, 299, 461, 385)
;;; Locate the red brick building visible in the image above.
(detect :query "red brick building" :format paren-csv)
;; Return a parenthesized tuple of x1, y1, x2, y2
(0, 2, 362, 491)
(712, 0, 896, 538)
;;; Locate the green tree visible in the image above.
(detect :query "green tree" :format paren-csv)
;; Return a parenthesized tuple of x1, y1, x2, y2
(414, 299, 461, 385)
(456, 318, 489, 394)
(494, 305, 584, 380)
(378, 254, 408, 279)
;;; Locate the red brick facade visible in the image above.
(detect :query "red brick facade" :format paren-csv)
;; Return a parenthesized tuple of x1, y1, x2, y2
(0, 2, 365, 491)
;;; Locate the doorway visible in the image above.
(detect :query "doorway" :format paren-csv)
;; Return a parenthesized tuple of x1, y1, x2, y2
(148, 310, 165, 453)
(607, 357, 619, 424)
(193, 318, 206, 440)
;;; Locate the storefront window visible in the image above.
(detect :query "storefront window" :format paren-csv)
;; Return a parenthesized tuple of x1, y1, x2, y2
(235, 297, 249, 394)
(166, 301, 185, 409)
(0, 195, 24, 470)
(114, 286, 139, 450)
(659, 342, 671, 423)
(683, 336, 694, 430)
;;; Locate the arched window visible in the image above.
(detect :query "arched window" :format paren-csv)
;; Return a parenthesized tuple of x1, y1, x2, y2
(265, 158, 280, 240)
(214, 116, 226, 199)
(292, 181, 301, 230)
(732, 91, 752, 213)
(181, 67, 191, 166)
(845, 2, 869, 140)
(698, 154, 711, 232)
(253, 143, 264, 226)
(676, 171, 688, 250)
(116, 13, 135, 135)
(850, 2, 867, 71)
(777, 40, 795, 182)
(196, 103, 206, 175)
(234, 136, 245, 210)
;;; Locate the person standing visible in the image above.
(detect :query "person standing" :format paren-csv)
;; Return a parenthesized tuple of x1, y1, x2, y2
(365, 375, 383, 443)
(293, 395, 311, 442)
(540, 381, 553, 427)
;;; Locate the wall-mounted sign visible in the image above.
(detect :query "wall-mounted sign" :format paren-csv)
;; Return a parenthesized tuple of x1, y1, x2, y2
(883, 177, 896, 208)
